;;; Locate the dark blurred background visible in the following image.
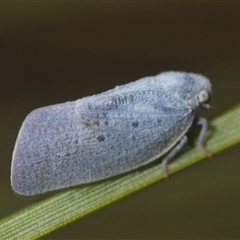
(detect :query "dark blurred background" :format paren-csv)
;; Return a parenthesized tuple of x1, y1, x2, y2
(1, 2, 240, 239)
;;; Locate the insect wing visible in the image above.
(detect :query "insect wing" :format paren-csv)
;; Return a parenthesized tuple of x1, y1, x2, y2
(11, 89, 193, 196)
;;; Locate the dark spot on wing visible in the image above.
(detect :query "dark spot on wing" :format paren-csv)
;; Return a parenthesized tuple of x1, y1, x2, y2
(82, 118, 100, 127)
(97, 135, 105, 142)
(132, 121, 139, 128)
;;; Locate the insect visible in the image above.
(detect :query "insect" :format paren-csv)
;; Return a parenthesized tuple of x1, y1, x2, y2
(11, 71, 212, 196)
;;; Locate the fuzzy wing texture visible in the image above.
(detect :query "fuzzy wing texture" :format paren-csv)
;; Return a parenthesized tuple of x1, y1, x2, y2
(11, 89, 194, 196)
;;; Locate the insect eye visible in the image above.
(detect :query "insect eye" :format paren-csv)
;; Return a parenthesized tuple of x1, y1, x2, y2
(198, 90, 211, 109)
(198, 90, 210, 103)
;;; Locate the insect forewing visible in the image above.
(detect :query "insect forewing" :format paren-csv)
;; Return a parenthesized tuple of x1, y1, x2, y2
(11, 85, 193, 196)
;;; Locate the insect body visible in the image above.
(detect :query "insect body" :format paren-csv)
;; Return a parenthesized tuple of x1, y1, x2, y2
(11, 71, 212, 196)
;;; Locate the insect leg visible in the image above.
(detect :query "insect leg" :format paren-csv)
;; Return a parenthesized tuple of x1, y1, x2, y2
(162, 135, 188, 178)
(195, 117, 212, 158)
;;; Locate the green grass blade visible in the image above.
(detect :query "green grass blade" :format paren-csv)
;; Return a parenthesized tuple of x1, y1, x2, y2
(0, 104, 240, 240)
